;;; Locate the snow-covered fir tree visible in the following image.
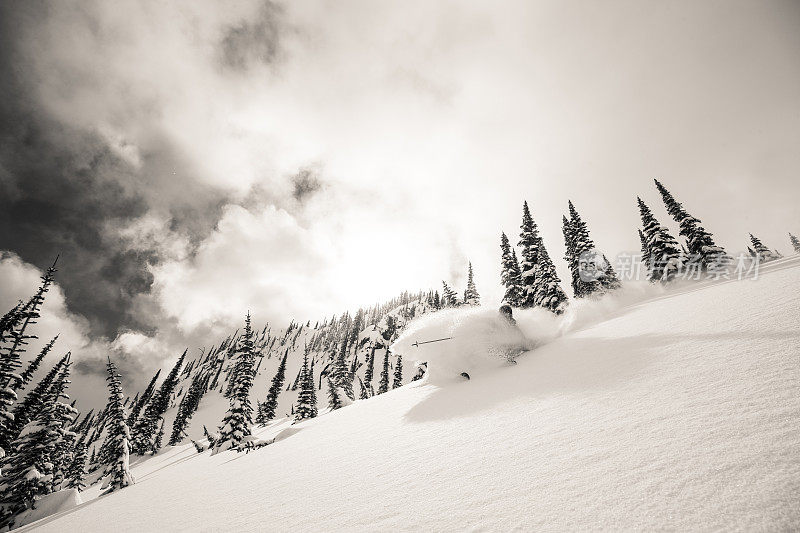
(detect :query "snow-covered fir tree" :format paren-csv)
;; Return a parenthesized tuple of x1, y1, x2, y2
(565, 201, 605, 297)
(18, 335, 58, 390)
(127, 369, 160, 427)
(294, 352, 317, 423)
(214, 313, 257, 453)
(3, 354, 70, 466)
(638, 229, 651, 273)
(152, 418, 165, 454)
(65, 435, 88, 491)
(331, 337, 354, 404)
(256, 347, 286, 422)
(326, 376, 345, 411)
(463, 262, 480, 305)
(500, 232, 523, 306)
(600, 254, 622, 290)
(562, 215, 582, 298)
(654, 179, 729, 271)
(49, 377, 79, 492)
(749, 234, 780, 263)
(0, 259, 58, 393)
(531, 242, 569, 314)
(169, 371, 209, 445)
(790, 233, 800, 254)
(0, 302, 25, 344)
(0, 357, 75, 528)
(378, 349, 390, 394)
(393, 354, 403, 389)
(100, 357, 134, 494)
(441, 281, 459, 307)
(0, 352, 77, 527)
(0, 264, 58, 455)
(637, 197, 683, 282)
(517, 201, 541, 308)
(131, 350, 185, 454)
(363, 345, 376, 394)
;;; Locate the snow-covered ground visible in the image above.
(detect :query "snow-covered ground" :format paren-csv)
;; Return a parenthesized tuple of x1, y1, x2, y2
(24, 257, 800, 531)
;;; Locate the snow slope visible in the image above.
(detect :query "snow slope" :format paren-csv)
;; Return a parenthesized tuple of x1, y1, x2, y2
(25, 257, 800, 531)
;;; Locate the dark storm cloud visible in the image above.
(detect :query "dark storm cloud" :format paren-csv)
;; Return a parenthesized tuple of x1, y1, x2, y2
(291, 168, 324, 203)
(0, 3, 231, 339)
(219, 1, 285, 71)
(0, 107, 152, 337)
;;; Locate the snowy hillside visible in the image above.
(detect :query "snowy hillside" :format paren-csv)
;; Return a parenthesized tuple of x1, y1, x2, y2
(23, 257, 800, 531)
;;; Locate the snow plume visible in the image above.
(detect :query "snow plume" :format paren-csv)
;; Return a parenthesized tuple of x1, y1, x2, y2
(557, 280, 667, 336)
(392, 307, 550, 383)
(393, 282, 666, 384)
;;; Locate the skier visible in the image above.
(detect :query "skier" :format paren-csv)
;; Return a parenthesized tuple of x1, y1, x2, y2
(462, 305, 525, 380)
(495, 305, 527, 364)
(499, 304, 516, 326)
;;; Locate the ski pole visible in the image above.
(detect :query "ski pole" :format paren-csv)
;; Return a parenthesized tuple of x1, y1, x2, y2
(412, 337, 453, 347)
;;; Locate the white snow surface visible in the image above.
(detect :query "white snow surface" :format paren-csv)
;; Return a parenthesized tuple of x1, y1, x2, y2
(14, 489, 82, 529)
(24, 257, 800, 531)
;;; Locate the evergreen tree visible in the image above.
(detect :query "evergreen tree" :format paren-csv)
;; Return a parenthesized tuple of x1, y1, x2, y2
(100, 357, 134, 494)
(326, 376, 344, 410)
(517, 201, 541, 308)
(131, 350, 185, 454)
(0, 301, 25, 344)
(127, 369, 161, 427)
(3, 352, 70, 455)
(0, 370, 69, 527)
(256, 350, 288, 424)
(637, 197, 682, 282)
(749, 234, 780, 263)
(600, 254, 622, 290)
(638, 229, 651, 275)
(358, 376, 369, 399)
(532, 243, 569, 314)
(562, 215, 581, 297)
(0, 258, 58, 392)
(378, 349, 390, 394)
(790, 233, 800, 254)
(789, 233, 800, 254)
(331, 336, 354, 402)
(169, 372, 209, 445)
(294, 352, 317, 423)
(214, 313, 257, 453)
(18, 335, 58, 390)
(203, 425, 217, 448)
(441, 281, 458, 307)
(463, 262, 480, 305)
(0, 262, 59, 456)
(500, 232, 523, 306)
(65, 436, 88, 491)
(654, 179, 729, 271)
(566, 201, 602, 297)
(363, 344, 376, 391)
(50, 400, 79, 491)
(152, 418, 165, 454)
(392, 354, 403, 389)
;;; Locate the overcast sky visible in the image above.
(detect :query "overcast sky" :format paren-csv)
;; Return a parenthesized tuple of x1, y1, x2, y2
(1, 0, 799, 408)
